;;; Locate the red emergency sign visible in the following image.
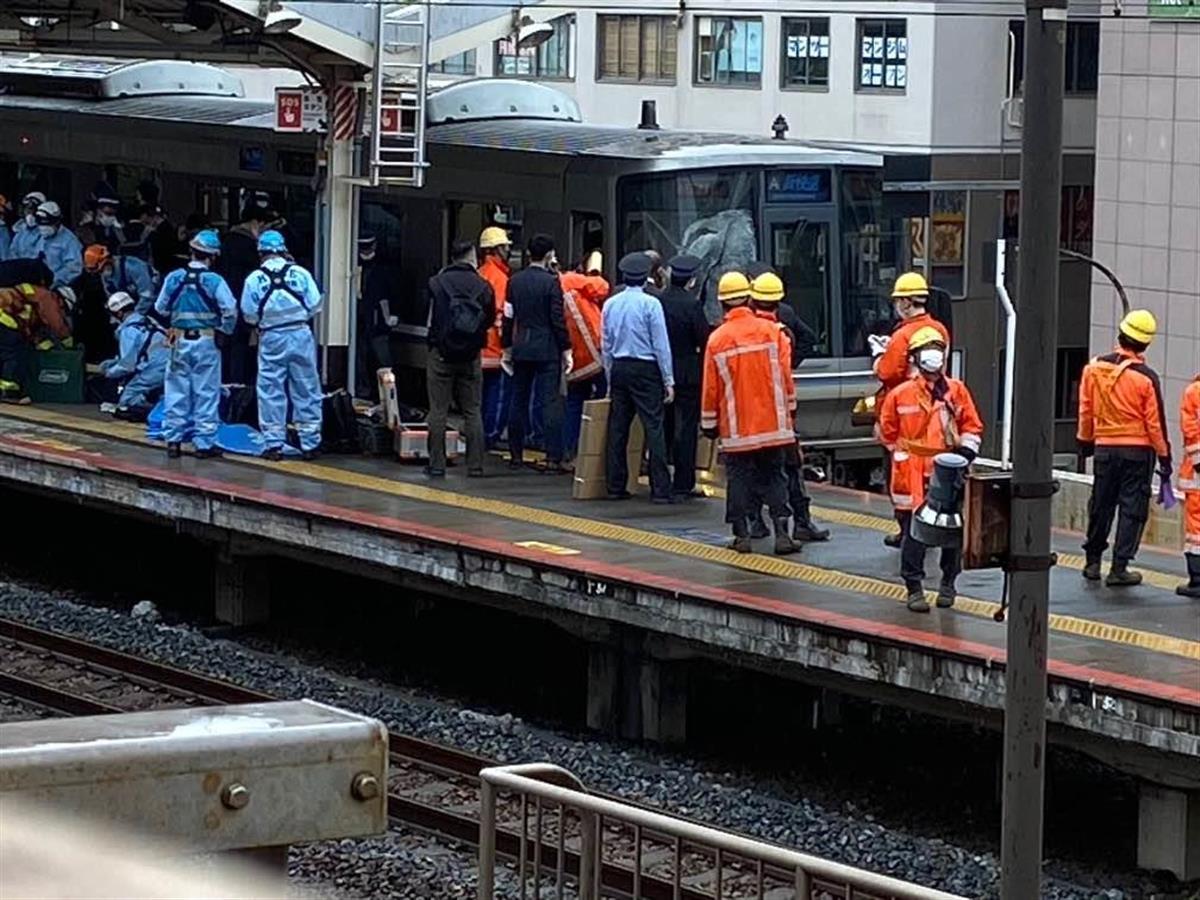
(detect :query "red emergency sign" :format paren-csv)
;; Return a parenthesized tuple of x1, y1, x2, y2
(276, 90, 303, 132)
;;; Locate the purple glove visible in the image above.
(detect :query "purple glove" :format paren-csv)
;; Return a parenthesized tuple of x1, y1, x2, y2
(1158, 478, 1177, 510)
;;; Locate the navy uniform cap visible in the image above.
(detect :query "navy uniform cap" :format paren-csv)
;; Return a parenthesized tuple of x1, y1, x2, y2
(358, 232, 377, 246)
(618, 251, 653, 280)
(667, 254, 701, 279)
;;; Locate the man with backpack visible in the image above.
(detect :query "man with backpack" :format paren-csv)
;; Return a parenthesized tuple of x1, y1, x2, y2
(240, 230, 324, 461)
(426, 239, 495, 478)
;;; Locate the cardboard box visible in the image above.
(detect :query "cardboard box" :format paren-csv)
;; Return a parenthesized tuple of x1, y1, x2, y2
(394, 424, 461, 461)
(571, 398, 644, 498)
(695, 434, 717, 471)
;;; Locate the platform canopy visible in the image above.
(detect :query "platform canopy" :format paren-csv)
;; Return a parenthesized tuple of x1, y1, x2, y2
(0, 0, 377, 74)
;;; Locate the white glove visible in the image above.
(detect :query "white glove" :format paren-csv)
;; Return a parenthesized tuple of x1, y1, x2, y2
(868, 334, 891, 358)
(386, 315, 399, 328)
(500, 349, 514, 377)
(664, 385, 675, 405)
(562, 349, 574, 374)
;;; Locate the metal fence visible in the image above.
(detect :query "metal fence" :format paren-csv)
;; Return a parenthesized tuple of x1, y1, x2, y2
(477, 763, 968, 900)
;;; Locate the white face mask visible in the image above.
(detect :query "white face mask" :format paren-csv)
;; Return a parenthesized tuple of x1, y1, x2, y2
(38, 224, 56, 238)
(97, 213, 116, 227)
(24, 213, 36, 228)
(917, 348, 945, 373)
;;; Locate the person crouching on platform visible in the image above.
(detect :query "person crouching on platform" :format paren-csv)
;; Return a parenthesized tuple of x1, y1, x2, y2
(748, 271, 830, 543)
(1077, 310, 1171, 587)
(152, 229, 237, 459)
(1178, 376, 1200, 598)
(701, 272, 800, 556)
(240, 230, 324, 461)
(98, 291, 168, 420)
(561, 251, 610, 463)
(877, 327, 982, 612)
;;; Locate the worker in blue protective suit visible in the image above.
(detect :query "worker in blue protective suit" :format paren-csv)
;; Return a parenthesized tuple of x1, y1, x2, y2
(153, 229, 237, 459)
(0, 195, 11, 261)
(83, 243, 157, 314)
(32, 202, 83, 289)
(6, 192, 45, 261)
(98, 291, 168, 419)
(240, 229, 324, 461)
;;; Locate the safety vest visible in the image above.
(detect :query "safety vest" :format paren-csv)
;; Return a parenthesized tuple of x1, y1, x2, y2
(560, 271, 608, 383)
(478, 255, 510, 370)
(874, 313, 951, 396)
(1181, 378, 1200, 556)
(878, 374, 983, 512)
(1077, 348, 1170, 457)
(700, 306, 795, 454)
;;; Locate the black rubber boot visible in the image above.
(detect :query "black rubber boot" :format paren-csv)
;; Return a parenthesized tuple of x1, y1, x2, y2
(748, 512, 770, 540)
(166, 442, 182, 459)
(936, 581, 956, 608)
(262, 447, 284, 461)
(792, 500, 830, 542)
(1082, 558, 1102, 581)
(301, 449, 321, 462)
(1177, 554, 1200, 598)
(1105, 563, 1143, 587)
(884, 531, 903, 549)
(729, 520, 752, 554)
(906, 586, 930, 613)
(195, 447, 223, 459)
(773, 518, 800, 556)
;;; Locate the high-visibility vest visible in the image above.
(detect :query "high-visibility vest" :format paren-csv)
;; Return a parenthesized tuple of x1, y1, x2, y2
(560, 271, 608, 383)
(874, 313, 950, 396)
(700, 306, 795, 454)
(878, 374, 983, 512)
(1077, 348, 1170, 457)
(478, 255, 510, 370)
(1179, 378, 1200, 557)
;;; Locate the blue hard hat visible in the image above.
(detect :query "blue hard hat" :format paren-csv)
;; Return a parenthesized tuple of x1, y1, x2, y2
(257, 229, 287, 254)
(189, 229, 221, 255)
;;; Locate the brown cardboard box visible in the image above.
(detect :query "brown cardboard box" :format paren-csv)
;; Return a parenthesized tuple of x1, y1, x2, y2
(695, 434, 716, 471)
(578, 399, 610, 457)
(570, 398, 644, 498)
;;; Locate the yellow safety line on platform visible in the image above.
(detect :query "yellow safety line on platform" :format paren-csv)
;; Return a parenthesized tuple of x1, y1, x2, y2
(3, 406, 1198, 663)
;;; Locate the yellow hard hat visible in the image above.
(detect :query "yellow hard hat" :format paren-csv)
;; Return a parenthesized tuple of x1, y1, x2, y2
(717, 271, 751, 304)
(479, 226, 510, 249)
(891, 271, 929, 300)
(749, 272, 784, 303)
(1119, 309, 1157, 345)
(909, 325, 947, 351)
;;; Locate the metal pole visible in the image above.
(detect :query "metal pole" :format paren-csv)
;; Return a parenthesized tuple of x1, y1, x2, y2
(1001, 0, 1067, 896)
(477, 779, 497, 900)
(994, 239, 1017, 470)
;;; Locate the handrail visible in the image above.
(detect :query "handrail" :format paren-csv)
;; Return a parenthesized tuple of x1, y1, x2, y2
(477, 763, 969, 900)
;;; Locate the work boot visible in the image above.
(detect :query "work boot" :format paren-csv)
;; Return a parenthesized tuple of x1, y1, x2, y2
(936, 581, 957, 609)
(748, 513, 770, 540)
(729, 521, 752, 554)
(262, 447, 284, 461)
(793, 520, 831, 542)
(166, 442, 182, 459)
(1177, 554, 1200, 598)
(1105, 564, 1143, 587)
(301, 449, 321, 462)
(773, 518, 800, 556)
(1082, 558, 1102, 581)
(194, 447, 223, 459)
(906, 586, 931, 613)
(884, 531, 903, 549)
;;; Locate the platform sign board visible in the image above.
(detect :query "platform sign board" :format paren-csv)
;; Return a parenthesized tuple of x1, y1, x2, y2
(1149, 0, 1199, 16)
(274, 87, 328, 133)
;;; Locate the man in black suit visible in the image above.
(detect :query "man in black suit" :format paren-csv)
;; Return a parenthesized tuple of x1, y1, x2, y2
(658, 254, 711, 499)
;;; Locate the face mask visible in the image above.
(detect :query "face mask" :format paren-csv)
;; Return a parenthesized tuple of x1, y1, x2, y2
(38, 224, 56, 238)
(359, 251, 375, 263)
(24, 214, 36, 228)
(917, 348, 945, 373)
(97, 213, 116, 227)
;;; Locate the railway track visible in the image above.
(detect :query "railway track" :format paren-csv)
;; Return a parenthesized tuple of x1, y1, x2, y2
(0, 618, 800, 900)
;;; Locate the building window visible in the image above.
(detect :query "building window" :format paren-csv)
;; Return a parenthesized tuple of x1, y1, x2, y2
(429, 50, 476, 76)
(694, 17, 763, 87)
(597, 15, 677, 83)
(1008, 20, 1098, 94)
(495, 16, 574, 79)
(1003, 186, 1093, 254)
(781, 18, 830, 89)
(856, 19, 907, 91)
(930, 190, 967, 299)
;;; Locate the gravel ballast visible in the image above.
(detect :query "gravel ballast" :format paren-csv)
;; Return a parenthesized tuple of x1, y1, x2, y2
(0, 579, 1185, 900)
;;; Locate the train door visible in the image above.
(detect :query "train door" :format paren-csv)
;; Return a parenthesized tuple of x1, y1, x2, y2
(763, 207, 841, 442)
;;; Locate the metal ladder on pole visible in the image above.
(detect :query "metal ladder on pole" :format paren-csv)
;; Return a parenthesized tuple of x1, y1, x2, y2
(369, 2, 428, 187)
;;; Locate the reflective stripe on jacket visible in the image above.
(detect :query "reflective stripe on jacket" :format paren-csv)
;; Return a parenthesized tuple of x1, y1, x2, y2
(1179, 377, 1200, 492)
(561, 271, 608, 383)
(0, 284, 71, 341)
(1077, 348, 1171, 458)
(873, 313, 950, 396)
(878, 374, 983, 512)
(478, 255, 510, 370)
(700, 306, 795, 454)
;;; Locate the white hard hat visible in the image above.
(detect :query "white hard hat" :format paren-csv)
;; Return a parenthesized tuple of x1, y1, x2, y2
(56, 285, 77, 308)
(35, 200, 63, 222)
(22, 191, 46, 207)
(105, 291, 135, 314)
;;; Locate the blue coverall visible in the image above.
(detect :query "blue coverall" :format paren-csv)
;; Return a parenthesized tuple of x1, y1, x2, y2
(105, 256, 158, 315)
(240, 257, 324, 453)
(0, 223, 9, 261)
(38, 227, 83, 289)
(153, 263, 237, 450)
(99, 312, 169, 409)
(7, 221, 42, 262)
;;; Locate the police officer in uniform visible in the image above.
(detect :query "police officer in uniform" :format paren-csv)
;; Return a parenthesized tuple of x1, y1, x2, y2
(658, 254, 710, 499)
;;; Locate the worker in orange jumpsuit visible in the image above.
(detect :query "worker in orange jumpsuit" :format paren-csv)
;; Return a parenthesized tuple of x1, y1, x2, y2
(878, 326, 983, 612)
(1077, 309, 1171, 587)
(478, 226, 512, 448)
(0, 283, 75, 403)
(701, 271, 800, 556)
(1178, 376, 1200, 598)
(561, 251, 609, 460)
(873, 272, 951, 548)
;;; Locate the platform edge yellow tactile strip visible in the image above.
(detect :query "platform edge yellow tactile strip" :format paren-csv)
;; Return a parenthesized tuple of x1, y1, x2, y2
(2, 405, 1197, 663)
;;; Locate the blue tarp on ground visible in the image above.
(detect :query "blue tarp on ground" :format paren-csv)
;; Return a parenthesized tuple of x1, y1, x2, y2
(145, 396, 301, 457)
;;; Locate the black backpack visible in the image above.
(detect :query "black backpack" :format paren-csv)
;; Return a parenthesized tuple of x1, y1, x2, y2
(434, 275, 489, 363)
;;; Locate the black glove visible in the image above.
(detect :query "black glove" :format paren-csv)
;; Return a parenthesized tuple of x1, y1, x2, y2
(1077, 439, 1095, 459)
(954, 445, 978, 463)
(1158, 456, 1172, 479)
(701, 427, 718, 440)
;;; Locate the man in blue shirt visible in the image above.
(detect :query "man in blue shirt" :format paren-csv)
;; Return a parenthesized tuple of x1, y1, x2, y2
(601, 251, 675, 502)
(98, 291, 168, 417)
(240, 230, 324, 460)
(153, 229, 237, 459)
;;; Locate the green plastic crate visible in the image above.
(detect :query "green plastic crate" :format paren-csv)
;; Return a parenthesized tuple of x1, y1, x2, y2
(28, 347, 85, 403)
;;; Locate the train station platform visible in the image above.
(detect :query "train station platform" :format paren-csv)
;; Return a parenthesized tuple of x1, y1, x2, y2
(0, 405, 1196, 795)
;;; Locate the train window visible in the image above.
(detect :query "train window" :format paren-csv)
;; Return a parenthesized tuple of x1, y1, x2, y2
(770, 219, 831, 358)
(570, 212, 604, 270)
(838, 170, 888, 358)
(448, 201, 525, 268)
